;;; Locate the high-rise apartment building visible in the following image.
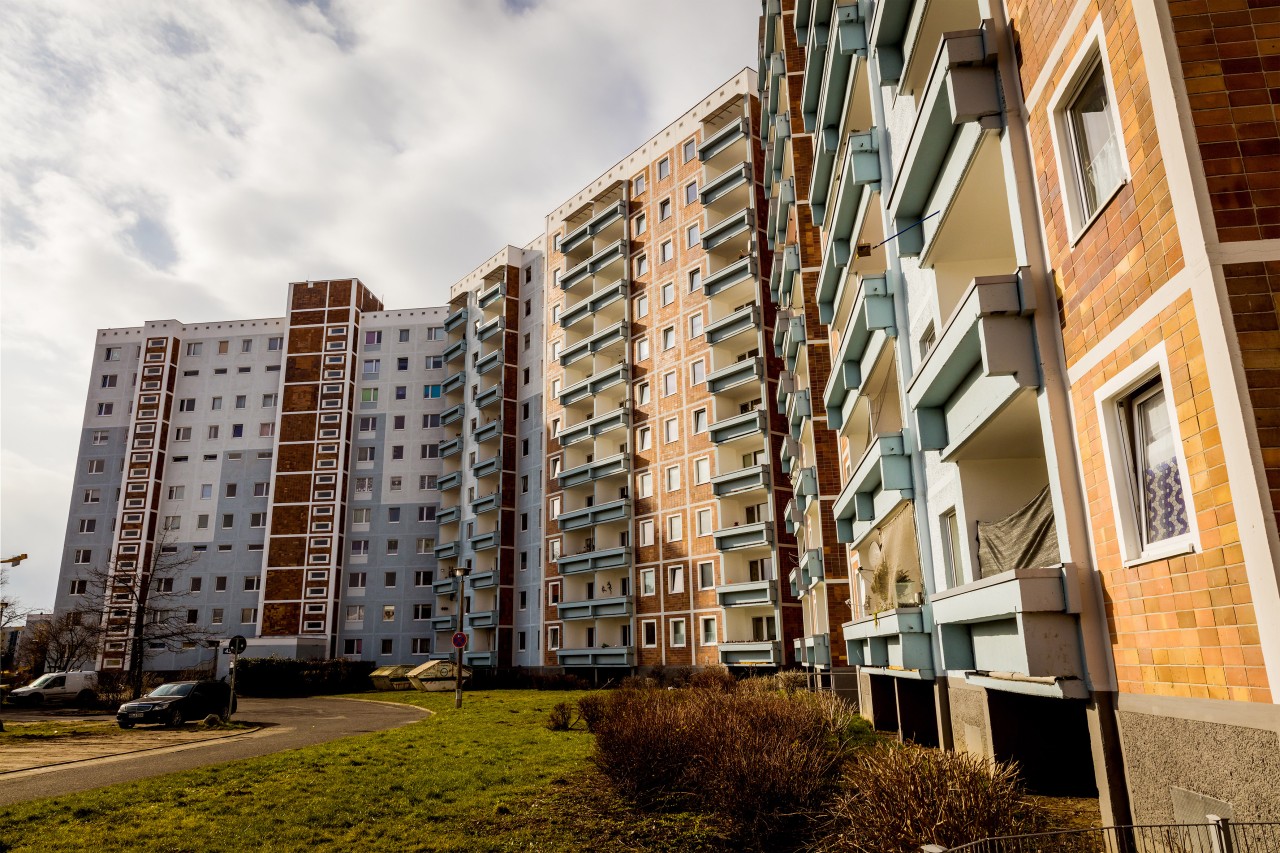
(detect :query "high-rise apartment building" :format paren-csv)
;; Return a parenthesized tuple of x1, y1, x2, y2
(761, 0, 1280, 827)
(541, 70, 803, 671)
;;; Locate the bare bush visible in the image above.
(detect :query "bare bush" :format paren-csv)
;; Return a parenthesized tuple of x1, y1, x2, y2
(687, 665, 737, 693)
(546, 702, 575, 731)
(817, 744, 1047, 852)
(576, 694, 606, 732)
(774, 669, 810, 693)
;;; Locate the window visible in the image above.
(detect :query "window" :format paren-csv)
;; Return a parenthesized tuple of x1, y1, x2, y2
(235, 395, 247, 409)
(207, 425, 220, 440)
(635, 338, 649, 361)
(637, 382, 650, 405)
(548, 626, 561, 650)
(661, 282, 674, 305)
(104, 347, 120, 362)
(351, 540, 369, 556)
(167, 486, 185, 501)
(74, 549, 92, 564)
(1118, 380, 1192, 552)
(662, 327, 676, 350)
(636, 472, 653, 499)
(665, 465, 680, 492)
(361, 388, 378, 403)
(155, 578, 174, 593)
(92, 430, 109, 445)
(254, 481, 269, 497)
(343, 639, 363, 656)
(694, 456, 711, 484)
(412, 638, 432, 655)
(920, 323, 937, 361)
(349, 572, 367, 589)
(668, 565, 684, 593)
(637, 427, 651, 451)
(164, 515, 180, 530)
(357, 446, 376, 462)
(664, 418, 678, 443)
(215, 576, 227, 591)
(684, 182, 700, 206)
(232, 424, 244, 438)
(186, 342, 203, 356)
(414, 568, 433, 584)
(259, 422, 275, 437)
(423, 385, 441, 398)
(425, 355, 444, 370)
(662, 371, 677, 396)
(97, 403, 113, 416)
(659, 198, 672, 220)
(642, 621, 657, 647)
(250, 512, 266, 528)
(660, 240, 673, 264)
(418, 506, 436, 522)
(634, 294, 649, 318)
(346, 605, 365, 622)
(632, 173, 645, 195)
(382, 605, 396, 621)
(688, 268, 702, 293)
(635, 255, 648, 276)
(670, 619, 686, 647)
(686, 223, 700, 248)
(633, 213, 646, 235)
(689, 315, 704, 339)
(700, 616, 717, 645)
(696, 508, 713, 536)
(78, 519, 96, 534)
(178, 397, 196, 412)
(641, 569, 656, 596)
(352, 507, 371, 525)
(698, 562, 715, 590)
(657, 157, 670, 180)
(174, 427, 192, 441)
(639, 519, 655, 547)
(241, 608, 258, 624)
(221, 513, 235, 529)
(268, 336, 283, 350)
(365, 330, 383, 346)
(941, 508, 965, 589)
(380, 639, 394, 655)
(244, 576, 261, 591)
(666, 514, 682, 541)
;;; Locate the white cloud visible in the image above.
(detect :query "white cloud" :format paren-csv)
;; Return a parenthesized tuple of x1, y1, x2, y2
(0, 0, 758, 608)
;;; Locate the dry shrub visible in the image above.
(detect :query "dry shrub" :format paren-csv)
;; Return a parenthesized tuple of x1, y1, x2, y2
(818, 744, 1048, 852)
(618, 675, 654, 691)
(592, 688, 871, 836)
(576, 694, 607, 732)
(736, 674, 779, 696)
(658, 666, 694, 688)
(546, 701, 575, 731)
(687, 665, 737, 693)
(774, 669, 810, 693)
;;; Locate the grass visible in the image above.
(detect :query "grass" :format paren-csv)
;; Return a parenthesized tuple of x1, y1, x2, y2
(0, 690, 735, 852)
(0, 722, 131, 741)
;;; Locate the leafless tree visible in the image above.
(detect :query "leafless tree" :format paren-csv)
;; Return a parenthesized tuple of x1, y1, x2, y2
(16, 611, 101, 675)
(74, 530, 215, 699)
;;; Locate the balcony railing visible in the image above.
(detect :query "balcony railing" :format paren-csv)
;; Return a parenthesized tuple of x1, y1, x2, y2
(815, 131, 881, 312)
(709, 409, 768, 445)
(472, 492, 500, 515)
(705, 304, 760, 346)
(559, 363, 628, 407)
(476, 348, 503, 376)
(475, 315, 504, 343)
(701, 162, 751, 207)
(473, 454, 501, 479)
(475, 384, 502, 411)
(559, 320, 628, 367)
(557, 545, 631, 576)
(703, 255, 756, 298)
(477, 280, 504, 311)
(559, 453, 629, 489)
(698, 116, 748, 163)
(707, 356, 763, 395)
(444, 306, 468, 334)
(711, 464, 770, 498)
(832, 431, 912, 545)
(719, 641, 782, 666)
(471, 530, 499, 551)
(558, 594, 633, 621)
(713, 521, 774, 552)
(557, 498, 630, 531)
(433, 541, 459, 561)
(843, 606, 933, 675)
(560, 279, 626, 331)
(467, 609, 499, 629)
(444, 338, 467, 364)
(716, 579, 778, 608)
(440, 403, 464, 426)
(561, 201, 626, 255)
(701, 208, 753, 251)
(824, 273, 896, 430)
(474, 418, 502, 444)
(437, 470, 462, 492)
(556, 647, 635, 667)
(557, 407, 629, 448)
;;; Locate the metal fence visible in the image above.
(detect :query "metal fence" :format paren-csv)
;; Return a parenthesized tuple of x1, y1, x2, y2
(928, 818, 1280, 853)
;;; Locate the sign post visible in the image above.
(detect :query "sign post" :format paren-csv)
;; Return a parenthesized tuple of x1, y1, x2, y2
(227, 634, 247, 719)
(453, 566, 469, 710)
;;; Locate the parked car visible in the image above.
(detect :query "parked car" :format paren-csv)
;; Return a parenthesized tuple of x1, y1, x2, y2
(7, 671, 98, 706)
(116, 680, 235, 728)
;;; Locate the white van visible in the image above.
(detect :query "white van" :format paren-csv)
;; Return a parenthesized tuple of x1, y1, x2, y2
(8, 671, 98, 706)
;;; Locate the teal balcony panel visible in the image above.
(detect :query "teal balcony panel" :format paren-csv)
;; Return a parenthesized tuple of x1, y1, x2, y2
(794, 466, 818, 500)
(475, 384, 502, 410)
(714, 521, 774, 552)
(436, 505, 461, 526)
(476, 348, 503, 376)
(558, 498, 630, 531)
(559, 320, 628, 367)
(782, 314, 806, 371)
(472, 531, 499, 551)
(868, 0, 912, 83)
(701, 162, 751, 207)
(707, 356, 763, 395)
(444, 338, 467, 364)
(780, 436, 800, 476)
(559, 452, 629, 489)
(558, 546, 631, 576)
(558, 594, 633, 621)
(716, 579, 778, 608)
(439, 436, 463, 458)
(437, 470, 462, 492)
(712, 463, 770, 497)
(795, 633, 832, 668)
(799, 547, 824, 588)
(709, 409, 767, 445)
(464, 650, 497, 667)
(467, 609, 499, 629)
(886, 31, 1001, 257)
(705, 304, 760, 346)
(444, 306, 468, 334)
(477, 280, 505, 311)
(825, 274, 897, 429)
(768, 179, 795, 250)
(473, 454, 501, 479)
(441, 371, 466, 395)
(699, 116, 748, 163)
(703, 255, 756, 298)
(786, 388, 812, 439)
(843, 607, 929, 668)
(469, 570, 498, 590)
(559, 363, 628, 407)
(769, 113, 791, 179)
(476, 315, 504, 343)
(561, 201, 626, 255)
(719, 641, 781, 666)
(557, 407, 630, 448)
(799, 0, 834, 131)
(433, 541, 459, 561)
(440, 403, 465, 427)
(810, 6, 867, 208)
(561, 279, 626, 331)
(816, 131, 881, 312)
(766, 51, 784, 116)
(432, 576, 460, 597)
(701, 208, 753, 252)
(833, 432, 913, 545)
(429, 615, 458, 631)
(472, 492, 500, 515)
(776, 244, 800, 305)
(474, 418, 502, 444)
(556, 647, 635, 667)
(906, 274, 1037, 456)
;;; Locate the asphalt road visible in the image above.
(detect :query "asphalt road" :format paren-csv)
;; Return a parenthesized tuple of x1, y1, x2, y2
(0, 697, 427, 806)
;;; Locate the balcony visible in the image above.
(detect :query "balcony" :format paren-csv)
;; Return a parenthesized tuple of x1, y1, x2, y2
(472, 492, 500, 515)
(768, 112, 790, 181)
(561, 201, 626, 255)
(825, 274, 897, 429)
(701, 208, 753, 252)
(557, 498, 630, 531)
(799, 547, 824, 589)
(699, 116, 748, 164)
(467, 609, 499, 629)
(441, 371, 466, 395)
(560, 279, 626, 331)
(444, 338, 467, 364)
(470, 570, 497, 590)
(557, 647, 635, 667)
(786, 388, 811, 439)
(476, 348, 502, 376)
(557, 407, 629, 448)
(465, 651, 497, 667)
(931, 565, 1085, 696)
(709, 409, 768, 445)
(703, 255, 757, 298)
(436, 505, 460, 526)
(473, 454, 501, 480)
(440, 403, 464, 427)
(705, 305, 760, 346)
(475, 384, 502, 411)
(437, 470, 462, 492)
(433, 541, 459, 561)
(794, 466, 818, 509)
(779, 313, 806, 371)
(474, 418, 502, 444)
(886, 30, 1001, 257)
(561, 239, 625, 290)
(429, 614, 458, 632)
(707, 356, 763, 395)
(783, 498, 799, 535)
(844, 607, 934, 675)
(711, 464, 770, 497)
(768, 178, 794, 251)
(557, 546, 631, 576)
(795, 633, 833, 668)
(471, 530, 499, 551)
(558, 594, 633, 621)
(815, 131, 881, 312)
(719, 641, 782, 667)
(907, 274, 1037, 458)
(560, 363, 628, 407)
(559, 320, 628, 367)
(798, 0, 833, 130)
(832, 432, 912, 545)
(476, 315, 504, 343)
(701, 162, 751, 207)
(432, 576, 460, 597)
(559, 453, 629, 489)
(713, 521, 774, 552)
(477, 280, 504, 311)
(780, 435, 800, 475)
(439, 436, 463, 458)
(444, 306, 468, 334)
(716, 579, 778, 608)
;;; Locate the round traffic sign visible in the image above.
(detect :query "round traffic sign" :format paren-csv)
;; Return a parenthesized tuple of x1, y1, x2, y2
(228, 635, 248, 654)
(451, 631, 468, 650)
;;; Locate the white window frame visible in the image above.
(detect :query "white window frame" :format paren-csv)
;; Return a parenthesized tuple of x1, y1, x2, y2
(1094, 342, 1199, 566)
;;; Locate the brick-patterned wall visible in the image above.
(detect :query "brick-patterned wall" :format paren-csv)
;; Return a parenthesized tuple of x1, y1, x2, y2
(1224, 261, 1280, 533)
(1168, 0, 1280, 242)
(1073, 291, 1270, 702)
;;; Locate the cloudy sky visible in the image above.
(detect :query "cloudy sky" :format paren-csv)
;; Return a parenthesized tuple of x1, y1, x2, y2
(0, 0, 759, 610)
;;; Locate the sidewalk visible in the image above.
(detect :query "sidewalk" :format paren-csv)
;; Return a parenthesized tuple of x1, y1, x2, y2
(0, 721, 262, 773)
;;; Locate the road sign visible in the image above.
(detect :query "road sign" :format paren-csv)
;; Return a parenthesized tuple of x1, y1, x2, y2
(229, 635, 247, 654)
(451, 631, 468, 650)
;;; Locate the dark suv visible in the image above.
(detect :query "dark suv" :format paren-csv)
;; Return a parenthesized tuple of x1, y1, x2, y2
(116, 681, 235, 728)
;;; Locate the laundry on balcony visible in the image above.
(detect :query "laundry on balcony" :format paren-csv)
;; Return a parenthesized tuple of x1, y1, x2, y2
(855, 502, 921, 614)
(976, 485, 1061, 579)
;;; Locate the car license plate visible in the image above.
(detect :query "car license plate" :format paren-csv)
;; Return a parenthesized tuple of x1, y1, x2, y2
(128, 712, 145, 718)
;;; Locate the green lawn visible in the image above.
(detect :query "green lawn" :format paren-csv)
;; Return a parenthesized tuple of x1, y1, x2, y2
(0, 722, 130, 740)
(0, 690, 733, 852)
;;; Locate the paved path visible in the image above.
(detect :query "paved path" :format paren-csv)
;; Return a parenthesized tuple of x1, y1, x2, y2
(0, 697, 426, 806)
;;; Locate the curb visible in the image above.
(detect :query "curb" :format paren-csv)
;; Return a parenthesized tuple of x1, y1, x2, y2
(0, 725, 264, 776)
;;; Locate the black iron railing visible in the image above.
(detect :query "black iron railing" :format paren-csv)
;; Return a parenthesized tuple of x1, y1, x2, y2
(925, 817, 1280, 853)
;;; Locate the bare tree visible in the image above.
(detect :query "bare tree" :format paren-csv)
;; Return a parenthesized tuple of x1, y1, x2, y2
(74, 530, 215, 699)
(17, 611, 101, 675)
